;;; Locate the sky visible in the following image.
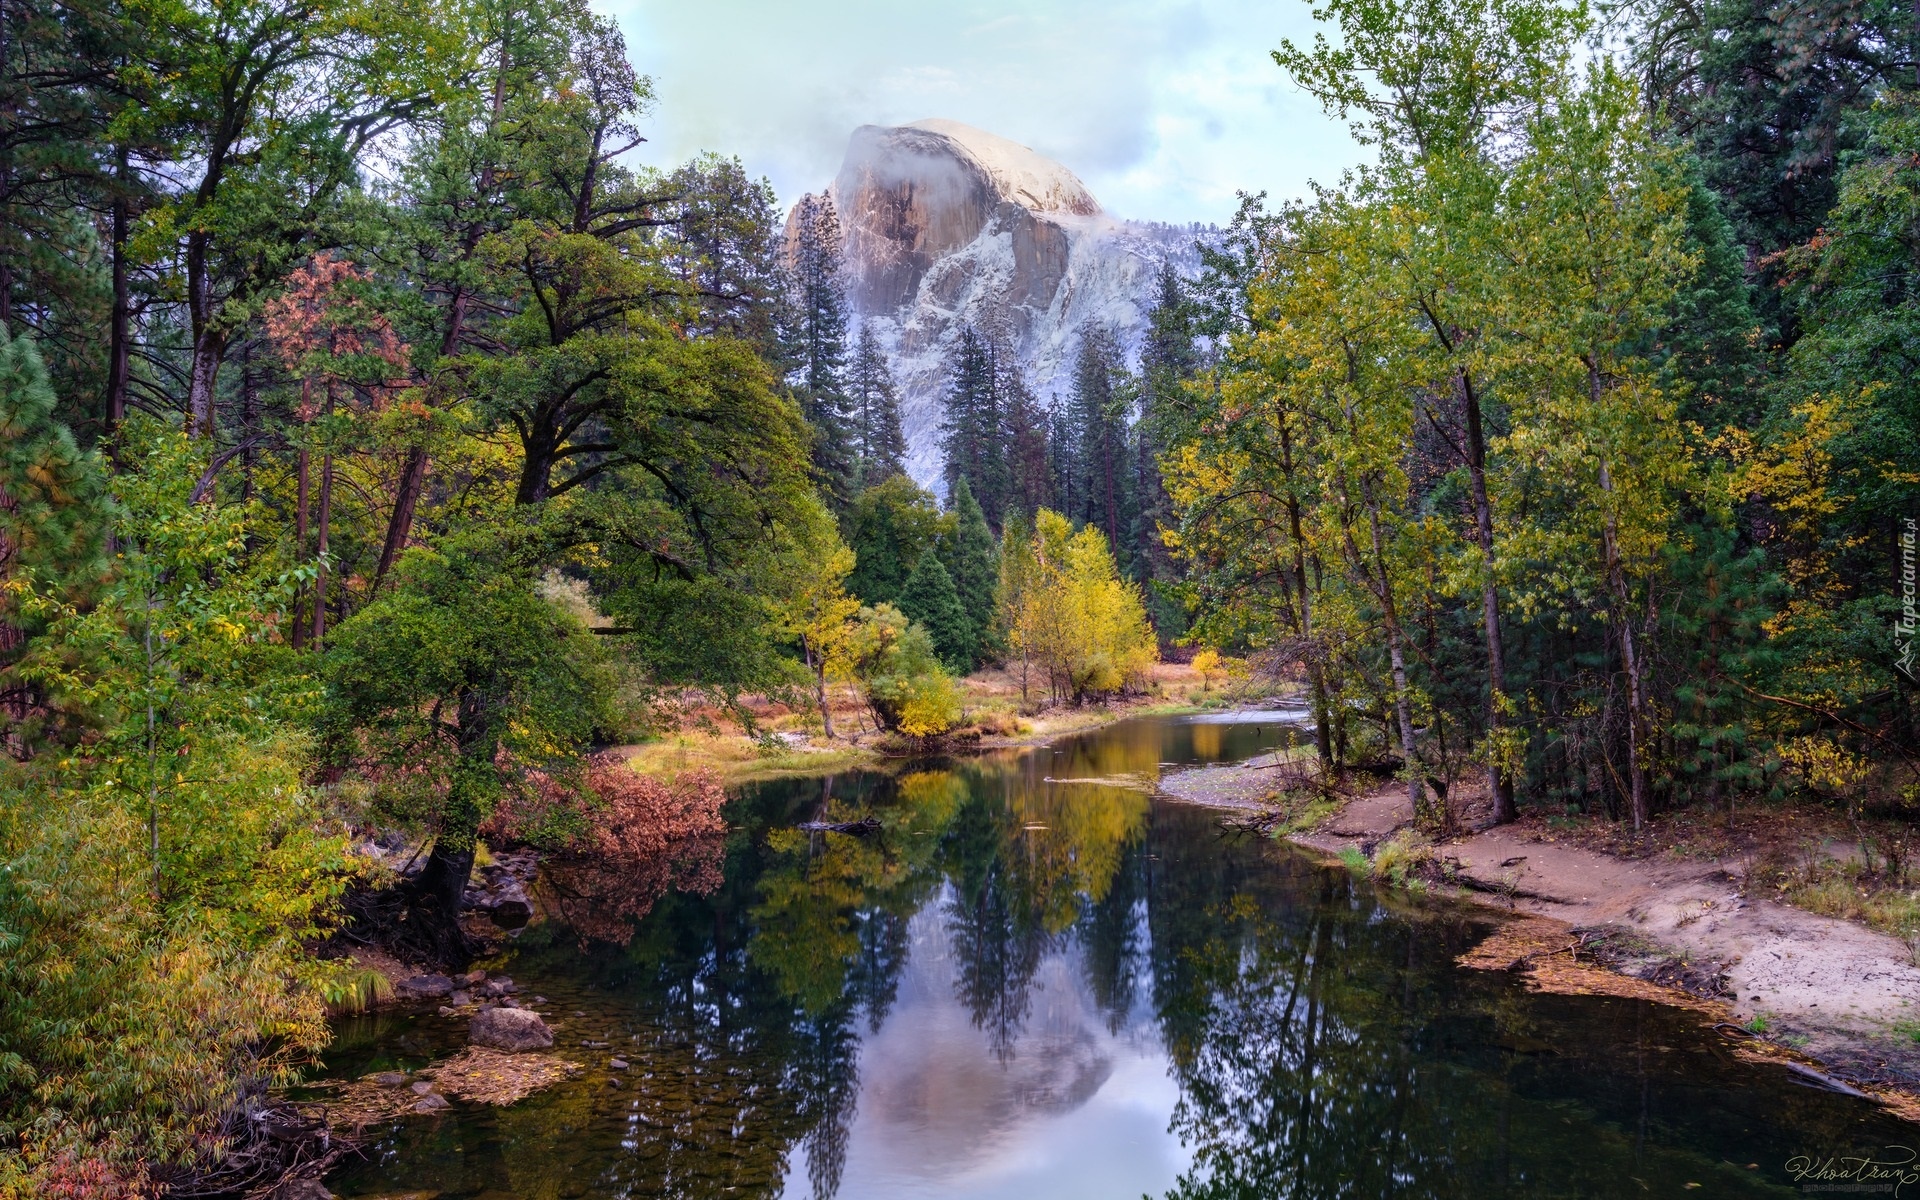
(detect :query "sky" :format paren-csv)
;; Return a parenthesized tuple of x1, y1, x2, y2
(600, 0, 1371, 226)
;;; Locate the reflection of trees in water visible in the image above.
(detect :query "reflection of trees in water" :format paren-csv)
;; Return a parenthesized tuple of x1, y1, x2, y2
(947, 861, 1053, 1062)
(1140, 804, 1866, 1200)
(1079, 836, 1147, 1034)
(577, 758, 1160, 1196)
(1141, 799, 1466, 1199)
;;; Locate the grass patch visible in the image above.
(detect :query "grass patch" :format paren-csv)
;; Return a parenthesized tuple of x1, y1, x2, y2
(620, 732, 879, 785)
(1753, 845, 1920, 941)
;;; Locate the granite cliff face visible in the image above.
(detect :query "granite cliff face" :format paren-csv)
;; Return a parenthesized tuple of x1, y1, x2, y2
(810, 120, 1206, 487)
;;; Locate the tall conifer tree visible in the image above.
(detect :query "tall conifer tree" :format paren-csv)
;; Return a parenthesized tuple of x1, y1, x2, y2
(848, 321, 907, 487)
(788, 192, 856, 500)
(896, 550, 973, 673)
(1068, 329, 1130, 556)
(939, 476, 1000, 657)
(938, 326, 1005, 524)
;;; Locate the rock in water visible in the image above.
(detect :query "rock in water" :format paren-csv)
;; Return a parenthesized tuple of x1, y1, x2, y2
(395, 973, 454, 999)
(411, 1092, 451, 1113)
(469, 1007, 553, 1052)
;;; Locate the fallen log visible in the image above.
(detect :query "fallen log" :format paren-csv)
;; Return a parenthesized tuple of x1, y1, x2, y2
(796, 817, 882, 836)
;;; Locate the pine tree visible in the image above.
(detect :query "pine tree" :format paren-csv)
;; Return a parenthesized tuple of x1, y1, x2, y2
(1047, 395, 1078, 521)
(1131, 263, 1196, 634)
(939, 326, 1005, 524)
(848, 321, 907, 487)
(1003, 368, 1052, 521)
(896, 549, 974, 673)
(939, 476, 1000, 659)
(0, 325, 105, 730)
(1068, 329, 1130, 556)
(788, 192, 856, 500)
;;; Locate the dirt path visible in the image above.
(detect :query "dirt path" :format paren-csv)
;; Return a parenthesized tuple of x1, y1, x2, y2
(1160, 762, 1920, 1103)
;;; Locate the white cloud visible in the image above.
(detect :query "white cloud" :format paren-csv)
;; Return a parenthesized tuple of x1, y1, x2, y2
(602, 0, 1370, 223)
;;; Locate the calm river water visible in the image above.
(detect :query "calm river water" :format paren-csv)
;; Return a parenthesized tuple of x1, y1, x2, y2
(323, 714, 1915, 1199)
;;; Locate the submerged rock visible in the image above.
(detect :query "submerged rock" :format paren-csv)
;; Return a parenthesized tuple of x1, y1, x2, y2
(395, 974, 454, 999)
(469, 1006, 553, 1052)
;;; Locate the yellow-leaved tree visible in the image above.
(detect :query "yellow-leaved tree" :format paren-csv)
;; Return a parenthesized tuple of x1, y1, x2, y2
(999, 510, 1156, 706)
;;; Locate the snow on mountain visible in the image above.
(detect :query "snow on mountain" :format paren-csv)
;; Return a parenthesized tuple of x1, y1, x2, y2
(815, 120, 1210, 490)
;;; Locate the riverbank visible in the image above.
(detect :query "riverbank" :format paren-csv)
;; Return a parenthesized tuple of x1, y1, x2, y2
(1160, 760, 1920, 1120)
(617, 660, 1236, 785)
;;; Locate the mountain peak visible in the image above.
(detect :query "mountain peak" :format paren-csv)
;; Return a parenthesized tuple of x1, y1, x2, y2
(899, 120, 1103, 217)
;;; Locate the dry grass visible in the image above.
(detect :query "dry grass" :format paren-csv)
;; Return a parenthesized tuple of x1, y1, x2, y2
(315, 1047, 580, 1130)
(617, 732, 879, 785)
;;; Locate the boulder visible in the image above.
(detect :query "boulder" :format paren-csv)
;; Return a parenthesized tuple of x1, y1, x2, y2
(461, 969, 488, 986)
(469, 1006, 553, 1052)
(448, 989, 471, 1007)
(395, 974, 454, 999)
(270, 1179, 335, 1200)
(411, 1092, 451, 1113)
(479, 976, 516, 998)
(371, 1071, 409, 1087)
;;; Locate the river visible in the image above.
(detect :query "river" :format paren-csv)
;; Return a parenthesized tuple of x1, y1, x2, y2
(321, 713, 1915, 1199)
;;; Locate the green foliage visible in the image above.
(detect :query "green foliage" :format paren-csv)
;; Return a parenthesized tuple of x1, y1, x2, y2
(1, 433, 350, 1191)
(324, 540, 615, 855)
(897, 550, 973, 674)
(0, 327, 108, 739)
(940, 475, 1001, 658)
(844, 473, 946, 606)
(843, 603, 961, 738)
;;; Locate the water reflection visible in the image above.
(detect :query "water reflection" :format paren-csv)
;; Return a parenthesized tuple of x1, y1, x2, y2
(325, 716, 1910, 1200)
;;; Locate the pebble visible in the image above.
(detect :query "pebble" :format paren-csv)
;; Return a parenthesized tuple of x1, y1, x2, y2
(609, 1058, 629, 1070)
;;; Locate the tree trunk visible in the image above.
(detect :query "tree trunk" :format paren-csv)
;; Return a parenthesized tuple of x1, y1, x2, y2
(1363, 494, 1426, 825)
(311, 451, 332, 647)
(409, 837, 477, 967)
(375, 447, 429, 590)
(806, 635, 836, 739)
(107, 146, 132, 435)
(1280, 418, 1335, 782)
(1459, 368, 1516, 822)
(292, 413, 310, 650)
(1599, 457, 1649, 829)
(185, 235, 223, 437)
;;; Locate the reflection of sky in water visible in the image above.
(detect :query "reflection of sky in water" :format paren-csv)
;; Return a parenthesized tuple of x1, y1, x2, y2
(784, 896, 1186, 1200)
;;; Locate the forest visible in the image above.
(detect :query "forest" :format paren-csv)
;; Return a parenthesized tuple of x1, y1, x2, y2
(0, 0, 1914, 1190)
